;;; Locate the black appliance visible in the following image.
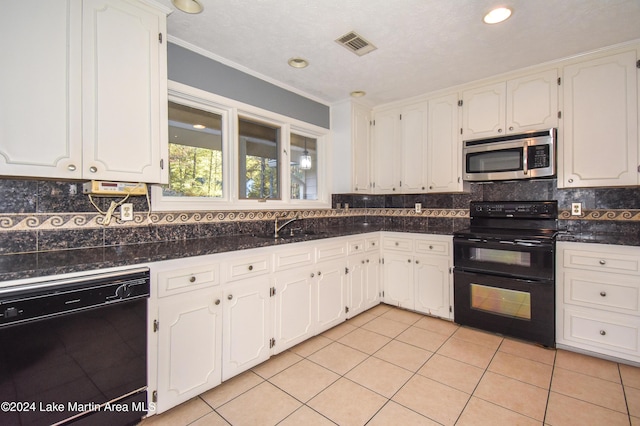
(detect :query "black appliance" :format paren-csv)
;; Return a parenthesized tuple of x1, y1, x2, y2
(0, 268, 150, 426)
(453, 201, 558, 347)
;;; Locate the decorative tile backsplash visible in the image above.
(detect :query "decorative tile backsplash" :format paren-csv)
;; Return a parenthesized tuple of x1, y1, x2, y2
(1, 177, 639, 255)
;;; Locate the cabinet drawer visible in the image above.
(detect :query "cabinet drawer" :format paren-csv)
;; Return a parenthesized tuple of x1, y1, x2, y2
(348, 240, 365, 255)
(316, 240, 348, 262)
(414, 239, 449, 256)
(227, 255, 270, 281)
(563, 248, 640, 275)
(563, 271, 640, 314)
(563, 307, 640, 355)
(365, 237, 380, 252)
(274, 247, 314, 272)
(382, 236, 413, 252)
(158, 264, 220, 297)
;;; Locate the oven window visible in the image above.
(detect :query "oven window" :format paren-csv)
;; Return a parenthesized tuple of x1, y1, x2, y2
(471, 247, 531, 267)
(467, 148, 522, 173)
(471, 283, 531, 320)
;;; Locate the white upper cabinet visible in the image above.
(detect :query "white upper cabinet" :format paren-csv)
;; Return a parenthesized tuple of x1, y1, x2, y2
(560, 49, 639, 188)
(400, 102, 429, 193)
(427, 93, 466, 193)
(0, 0, 168, 182)
(0, 0, 83, 179)
(372, 108, 402, 193)
(330, 100, 371, 193)
(461, 69, 558, 139)
(82, 0, 168, 183)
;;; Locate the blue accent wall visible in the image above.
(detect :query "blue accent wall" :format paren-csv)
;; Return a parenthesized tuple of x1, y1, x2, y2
(167, 43, 330, 129)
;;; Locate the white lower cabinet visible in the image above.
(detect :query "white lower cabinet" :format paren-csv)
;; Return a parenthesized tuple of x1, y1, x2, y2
(273, 268, 315, 354)
(382, 233, 453, 319)
(150, 232, 435, 415)
(557, 242, 640, 363)
(222, 277, 271, 380)
(315, 259, 348, 333)
(156, 287, 222, 413)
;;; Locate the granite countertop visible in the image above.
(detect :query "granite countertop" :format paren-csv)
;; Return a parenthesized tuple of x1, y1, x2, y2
(0, 225, 449, 283)
(556, 231, 640, 247)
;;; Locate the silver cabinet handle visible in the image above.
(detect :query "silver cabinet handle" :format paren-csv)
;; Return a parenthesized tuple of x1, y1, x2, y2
(429, 245, 433, 249)
(318, 271, 322, 276)
(600, 330, 606, 336)
(407, 259, 411, 263)
(214, 299, 220, 305)
(600, 291, 607, 297)
(395, 242, 399, 246)
(355, 245, 359, 250)
(248, 265, 254, 271)
(366, 259, 370, 263)
(509, 126, 514, 131)
(227, 294, 233, 300)
(568, 178, 574, 183)
(498, 128, 503, 133)
(361, 260, 365, 264)
(68, 164, 77, 171)
(310, 273, 315, 278)
(89, 166, 98, 173)
(189, 276, 196, 283)
(415, 260, 420, 264)
(599, 260, 606, 265)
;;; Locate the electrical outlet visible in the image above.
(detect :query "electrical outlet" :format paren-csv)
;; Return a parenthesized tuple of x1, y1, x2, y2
(121, 203, 134, 221)
(415, 203, 422, 213)
(571, 202, 582, 216)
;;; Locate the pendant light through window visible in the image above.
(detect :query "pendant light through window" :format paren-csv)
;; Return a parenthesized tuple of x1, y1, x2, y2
(299, 137, 312, 170)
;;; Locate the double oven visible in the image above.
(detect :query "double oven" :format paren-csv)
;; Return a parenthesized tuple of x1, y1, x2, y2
(454, 201, 558, 347)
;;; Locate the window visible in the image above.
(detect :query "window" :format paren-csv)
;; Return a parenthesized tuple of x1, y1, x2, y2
(164, 101, 224, 198)
(238, 118, 280, 200)
(151, 82, 330, 211)
(290, 133, 318, 200)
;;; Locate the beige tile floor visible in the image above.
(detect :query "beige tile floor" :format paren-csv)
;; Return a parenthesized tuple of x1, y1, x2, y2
(141, 304, 640, 426)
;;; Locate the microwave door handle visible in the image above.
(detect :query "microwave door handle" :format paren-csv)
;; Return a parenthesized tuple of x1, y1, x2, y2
(523, 143, 528, 175)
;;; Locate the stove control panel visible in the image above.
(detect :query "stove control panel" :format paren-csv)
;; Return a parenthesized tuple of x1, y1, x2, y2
(470, 201, 557, 219)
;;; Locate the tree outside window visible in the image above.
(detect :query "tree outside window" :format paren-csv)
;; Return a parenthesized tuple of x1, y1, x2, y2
(238, 118, 280, 199)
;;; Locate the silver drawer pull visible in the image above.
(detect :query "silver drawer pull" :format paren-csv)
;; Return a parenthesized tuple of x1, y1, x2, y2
(407, 259, 411, 263)
(599, 330, 606, 336)
(189, 276, 196, 283)
(600, 291, 607, 297)
(355, 245, 359, 249)
(89, 166, 98, 173)
(214, 299, 220, 305)
(395, 242, 399, 246)
(599, 260, 606, 265)
(228, 294, 233, 300)
(415, 260, 420, 264)
(361, 260, 365, 264)
(429, 245, 433, 249)
(311, 273, 315, 278)
(248, 265, 253, 271)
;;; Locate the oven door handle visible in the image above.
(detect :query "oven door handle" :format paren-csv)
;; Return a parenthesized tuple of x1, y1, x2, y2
(499, 240, 515, 245)
(523, 142, 528, 175)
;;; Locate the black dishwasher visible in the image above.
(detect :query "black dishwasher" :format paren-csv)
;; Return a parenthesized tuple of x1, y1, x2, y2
(0, 268, 150, 426)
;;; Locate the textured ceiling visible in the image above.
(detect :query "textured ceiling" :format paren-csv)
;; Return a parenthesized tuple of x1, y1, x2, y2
(157, 0, 640, 107)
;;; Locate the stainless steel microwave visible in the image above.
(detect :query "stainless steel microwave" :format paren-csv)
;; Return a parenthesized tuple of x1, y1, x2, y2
(463, 128, 556, 181)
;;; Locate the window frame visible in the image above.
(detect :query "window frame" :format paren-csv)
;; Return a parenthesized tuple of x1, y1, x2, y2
(152, 81, 331, 211)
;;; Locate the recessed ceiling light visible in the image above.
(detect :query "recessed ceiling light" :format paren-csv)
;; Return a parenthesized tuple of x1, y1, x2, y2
(172, 0, 203, 14)
(350, 91, 366, 98)
(288, 57, 309, 68)
(483, 7, 512, 24)
(193, 124, 206, 129)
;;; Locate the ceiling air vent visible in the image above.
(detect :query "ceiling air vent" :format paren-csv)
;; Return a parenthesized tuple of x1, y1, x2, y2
(335, 31, 377, 56)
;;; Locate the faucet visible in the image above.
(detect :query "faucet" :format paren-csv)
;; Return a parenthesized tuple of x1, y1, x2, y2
(274, 213, 300, 237)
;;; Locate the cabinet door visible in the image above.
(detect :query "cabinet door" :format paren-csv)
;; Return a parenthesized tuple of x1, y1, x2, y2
(0, 0, 82, 179)
(347, 254, 367, 318)
(222, 278, 271, 381)
(315, 259, 348, 333)
(561, 50, 639, 188)
(414, 255, 451, 319)
(400, 103, 429, 192)
(363, 252, 381, 311)
(372, 109, 401, 193)
(506, 69, 558, 133)
(156, 288, 222, 413)
(82, 0, 167, 183)
(383, 253, 414, 310)
(462, 82, 506, 139)
(427, 93, 463, 192)
(273, 269, 315, 354)
(352, 103, 372, 193)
